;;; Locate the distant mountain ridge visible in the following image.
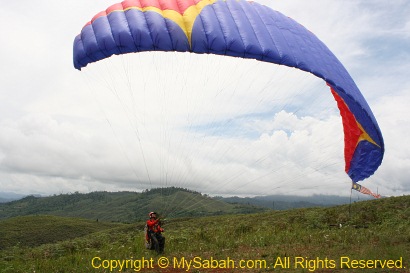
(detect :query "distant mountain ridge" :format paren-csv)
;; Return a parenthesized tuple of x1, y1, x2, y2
(0, 188, 373, 222)
(0, 187, 265, 222)
(0, 192, 26, 203)
(218, 194, 371, 210)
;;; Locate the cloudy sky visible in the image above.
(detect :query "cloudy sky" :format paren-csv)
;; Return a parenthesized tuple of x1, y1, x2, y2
(0, 0, 409, 199)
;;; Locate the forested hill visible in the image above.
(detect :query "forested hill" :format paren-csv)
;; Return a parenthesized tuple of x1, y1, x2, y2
(0, 187, 378, 223)
(0, 187, 265, 222)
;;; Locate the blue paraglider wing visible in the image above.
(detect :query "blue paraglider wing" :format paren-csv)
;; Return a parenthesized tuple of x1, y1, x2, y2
(73, 0, 384, 182)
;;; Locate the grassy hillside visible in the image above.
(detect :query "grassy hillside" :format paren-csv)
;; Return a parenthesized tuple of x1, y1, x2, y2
(0, 195, 408, 272)
(0, 187, 265, 222)
(0, 215, 122, 250)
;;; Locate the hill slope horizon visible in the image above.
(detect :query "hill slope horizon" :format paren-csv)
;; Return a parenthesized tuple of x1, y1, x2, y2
(0, 187, 374, 223)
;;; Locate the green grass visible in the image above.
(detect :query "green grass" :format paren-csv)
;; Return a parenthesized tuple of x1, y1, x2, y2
(0, 215, 123, 250)
(0, 195, 409, 273)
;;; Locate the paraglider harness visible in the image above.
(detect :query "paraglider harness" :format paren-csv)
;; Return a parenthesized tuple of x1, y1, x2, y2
(144, 212, 165, 253)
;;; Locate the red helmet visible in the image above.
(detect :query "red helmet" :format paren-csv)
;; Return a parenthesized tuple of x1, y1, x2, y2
(149, 212, 157, 218)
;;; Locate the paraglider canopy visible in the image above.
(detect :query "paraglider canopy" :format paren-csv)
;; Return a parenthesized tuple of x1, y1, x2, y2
(73, 0, 384, 183)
